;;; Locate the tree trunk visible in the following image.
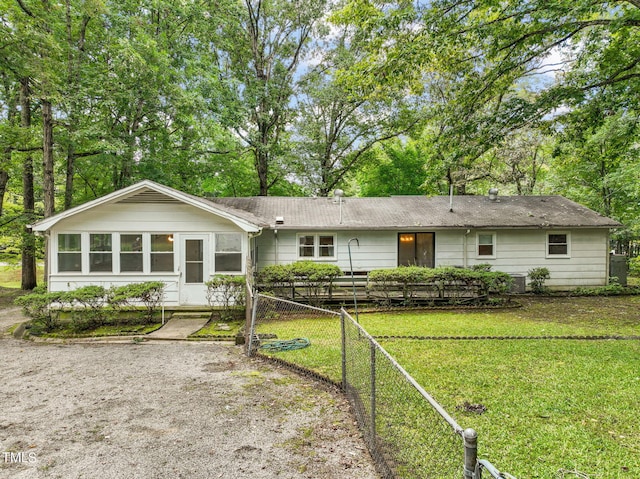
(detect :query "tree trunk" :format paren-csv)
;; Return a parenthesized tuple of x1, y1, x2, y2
(255, 150, 269, 196)
(0, 170, 9, 217)
(20, 78, 37, 290)
(42, 99, 55, 217)
(64, 144, 75, 210)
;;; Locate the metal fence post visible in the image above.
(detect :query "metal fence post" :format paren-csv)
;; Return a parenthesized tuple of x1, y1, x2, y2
(246, 294, 259, 357)
(370, 341, 377, 447)
(463, 428, 478, 479)
(341, 310, 347, 391)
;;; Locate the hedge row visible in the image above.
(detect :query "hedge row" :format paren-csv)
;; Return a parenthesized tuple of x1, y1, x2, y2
(367, 266, 512, 305)
(257, 262, 512, 306)
(15, 282, 165, 332)
(257, 261, 342, 305)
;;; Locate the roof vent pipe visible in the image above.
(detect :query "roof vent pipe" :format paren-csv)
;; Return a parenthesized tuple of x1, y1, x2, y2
(488, 188, 499, 201)
(334, 189, 344, 224)
(449, 184, 454, 212)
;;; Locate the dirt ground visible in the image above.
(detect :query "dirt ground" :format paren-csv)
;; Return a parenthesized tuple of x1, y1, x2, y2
(0, 310, 379, 479)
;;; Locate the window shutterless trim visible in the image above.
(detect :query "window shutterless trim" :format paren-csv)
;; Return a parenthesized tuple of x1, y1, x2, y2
(476, 232, 496, 259)
(296, 233, 337, 260)
(546, 231, 571, 258)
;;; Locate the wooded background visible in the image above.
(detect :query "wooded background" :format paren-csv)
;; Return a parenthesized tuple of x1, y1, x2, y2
(2, 0, 639, 288)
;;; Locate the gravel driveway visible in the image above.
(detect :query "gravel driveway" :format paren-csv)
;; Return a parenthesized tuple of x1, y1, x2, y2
(0, 315, 378, 479)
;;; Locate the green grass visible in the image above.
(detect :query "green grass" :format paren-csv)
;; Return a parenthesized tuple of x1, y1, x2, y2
(255, 317, 343, 381)
(358, 298, 640, 337)
(189, 320, 243, 338)
(0, 264, 45, 289)
(381, 339, 639, 478)
(253, 296, 640, 478)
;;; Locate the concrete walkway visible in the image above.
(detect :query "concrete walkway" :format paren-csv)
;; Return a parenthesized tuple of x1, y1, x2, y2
(147, 314, 211, 339)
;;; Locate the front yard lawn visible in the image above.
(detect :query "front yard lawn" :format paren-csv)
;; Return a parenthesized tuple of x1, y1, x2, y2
(254, 295, 640, 478)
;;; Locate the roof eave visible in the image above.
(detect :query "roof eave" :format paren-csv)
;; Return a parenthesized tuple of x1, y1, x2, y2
(30, 180, 262, 233)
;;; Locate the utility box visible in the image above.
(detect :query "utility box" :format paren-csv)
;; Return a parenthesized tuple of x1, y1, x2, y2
(609, 254, 628, 286)
(509, 273, 527, 294)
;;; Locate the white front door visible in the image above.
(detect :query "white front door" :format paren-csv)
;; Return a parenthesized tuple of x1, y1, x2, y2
(179, 235, 209, 305)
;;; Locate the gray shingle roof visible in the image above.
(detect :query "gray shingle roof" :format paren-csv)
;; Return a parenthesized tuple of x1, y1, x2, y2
(209, 195, 622, 230)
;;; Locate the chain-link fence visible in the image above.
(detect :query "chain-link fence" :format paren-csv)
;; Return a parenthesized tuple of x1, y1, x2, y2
(246, 293, 343, 385)
(341, 307, 466, 478)
(246, 293, 515, 479)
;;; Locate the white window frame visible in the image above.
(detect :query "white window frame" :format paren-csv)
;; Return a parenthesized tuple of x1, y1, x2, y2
(296, 233, 337, 260)
(89, 233, 114, 273)
(214, 232, 243, 273)
(55, 232, 177, 275)
(476, 232, 496, 259)
(119, 233, 144, 273)
(149, 233, 175, 273)
(57, 233, 83, 273)
(546, 231, 571, 258)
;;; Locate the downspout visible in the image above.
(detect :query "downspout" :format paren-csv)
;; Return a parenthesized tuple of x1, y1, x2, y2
(248, 228, 263, 272)
(605, 229, 611, 285)
(463, 229, 471, 268)
(274, 229, 278, 266)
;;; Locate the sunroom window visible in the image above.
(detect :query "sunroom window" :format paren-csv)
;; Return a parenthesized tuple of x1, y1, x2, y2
(120, 234, 143, 272)
(89, 233, 112, 272)
(58, 234, 81, 272)
(151, 234, 174, 272)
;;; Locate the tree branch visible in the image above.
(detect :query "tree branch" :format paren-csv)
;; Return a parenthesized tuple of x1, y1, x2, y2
(15, 0, 35, 17)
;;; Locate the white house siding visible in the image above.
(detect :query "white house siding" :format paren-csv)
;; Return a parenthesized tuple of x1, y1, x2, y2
(255, 227, 610, 290)
(46, 202, 249, 305)
(254, 230, 399, 272)
(458, 228, 610, 289)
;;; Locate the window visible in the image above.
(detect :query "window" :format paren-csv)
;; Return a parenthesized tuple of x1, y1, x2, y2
(298, 235, 315, 258)
(120, 234, 143, 272)
(318, 235, 335, 258)
(215, 233, 242, 272)
(477, 233, 495, 257)
(151, 234, 174, 272)
(90, 233, 112, 272)
(58, 234, 81, 272)
(548, 233, 569, 256)
(297, 234, 336, 260)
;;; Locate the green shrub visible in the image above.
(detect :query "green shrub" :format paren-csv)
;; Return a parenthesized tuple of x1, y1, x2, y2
(17, 282, 166, 333)
(61, 285, 110, 331)
(528, 267, 550, 294)
(471, 263, 493, 272)
(108, 282, 165, 323)
(258, 261, 342, 305)
(368, 266, 511, 305)
(206, 275, 246, 320)
(15, 291, 63, 333)
(257, 264, 294, 292)
(629, 256, 640, 277)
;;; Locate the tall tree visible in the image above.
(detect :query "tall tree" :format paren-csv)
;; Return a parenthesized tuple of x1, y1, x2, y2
(20, 78, 37, 290)
(292, 31, 420, 196)
(351, 138, 432, 196)
(214, 0, 326, 195)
